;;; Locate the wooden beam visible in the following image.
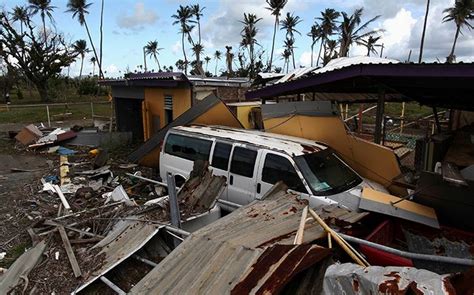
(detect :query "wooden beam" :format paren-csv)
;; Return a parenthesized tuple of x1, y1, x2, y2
(374, 88, 385, 144)
(57, 225, 82, 278)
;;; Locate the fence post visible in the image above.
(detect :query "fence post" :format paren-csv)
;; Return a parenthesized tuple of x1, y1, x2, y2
(400, 102, 406, 134)
(46, 105, 51, 127)
(90, 102, 94, 119)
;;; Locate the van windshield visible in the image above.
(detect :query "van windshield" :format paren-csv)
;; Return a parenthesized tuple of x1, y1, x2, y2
(294, 149, 362, 196)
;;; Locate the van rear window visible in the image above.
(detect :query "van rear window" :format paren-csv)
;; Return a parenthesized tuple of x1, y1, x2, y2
(164, 133, 212, 162)
(212, 142, 232, 170)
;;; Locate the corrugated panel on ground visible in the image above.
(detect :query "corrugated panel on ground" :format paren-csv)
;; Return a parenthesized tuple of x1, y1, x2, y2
(130, 190, 328, 294)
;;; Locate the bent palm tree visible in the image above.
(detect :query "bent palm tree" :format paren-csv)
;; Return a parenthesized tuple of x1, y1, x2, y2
(338, 8, 381, 57)
(443, 0, 474, 63)
(214, 50, 222, 76)
(66, 0, 103, 78)
(191, 4, 205, 45)
(280, 12, 302, 69)
(145, 40, 163, 71)
(419, 0, 431, 63)
(240, 13, 262, 77)
(307, 23, 323, 67)
(317, 8, 340, 66)
(28, 0, 56, 41)
(11, 6, 29, 34)
(266, 0, 288, 71)
(73, 39, 90, 79)
(192, 43, 205, 75)
(357, 35, 382, 56)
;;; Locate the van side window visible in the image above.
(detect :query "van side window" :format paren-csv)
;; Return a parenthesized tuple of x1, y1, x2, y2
(211, 142, 232, 170)
(262, 154, 306, 192)
(230, 147, 257, 177)
(164, 133, 212, 162)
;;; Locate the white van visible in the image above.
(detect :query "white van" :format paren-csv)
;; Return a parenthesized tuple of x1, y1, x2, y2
(160, 125, 385, 212)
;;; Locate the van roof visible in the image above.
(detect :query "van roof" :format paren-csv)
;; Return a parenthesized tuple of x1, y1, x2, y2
(170, 125, 327, 156)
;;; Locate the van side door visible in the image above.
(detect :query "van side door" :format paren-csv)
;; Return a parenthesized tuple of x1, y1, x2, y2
(209, 141, 232, 201)
(256, 151, 309, 199)
(227, 145, 261, 205)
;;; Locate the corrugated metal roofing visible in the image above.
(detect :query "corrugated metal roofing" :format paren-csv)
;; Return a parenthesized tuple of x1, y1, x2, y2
(130, 189, 328, 294)
(172, 125, 328, 156)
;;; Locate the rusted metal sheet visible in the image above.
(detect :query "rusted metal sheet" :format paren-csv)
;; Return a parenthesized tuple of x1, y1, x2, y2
(232, 244, 330, 294)
(130, 189, 327, 294)
(322, 263, 455, 295)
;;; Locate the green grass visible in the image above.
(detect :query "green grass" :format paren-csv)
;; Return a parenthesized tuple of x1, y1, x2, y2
(0, 103, 112, 124)
(344, 102, 437, 124)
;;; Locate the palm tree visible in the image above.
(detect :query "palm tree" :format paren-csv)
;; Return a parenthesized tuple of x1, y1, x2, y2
(266, 0, 288, 71)
(90, 56, 96, 76)
(307, 23, 323, 67)
(418, 0, 430, 63)
(281, 49, 291, 73)
(99, 0, 104, 74)
(280, 12, 302, 69)
(338, 8, 381, 57)
(145, 40, 163, 71)
(357, 35, 382, 56)
(214, 50, 222, 76)
(11, 6, 29, 34)
(175, 59, 185, 71)
(172, 5, 195, 74)
(225, 46, 234, 76)
(443, 0, 474, 63)
(66, 0, 103, 78)
(283, 37, 296, 70)
(323, 39, 338, 66)
(191, 4, 205, 45)
(316, 8, 340, 66)
(204, 56, 211, 72)
(28, 0, 56, 41)
(192, 43, 205, 75)
(240, 13, 262, 77)
(73, 39, 90, 79)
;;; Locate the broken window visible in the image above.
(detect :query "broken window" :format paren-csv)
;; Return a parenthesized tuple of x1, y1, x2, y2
(212, 142, 232, 170)
(262, 154, 306, 192)
(164, 133, 212, 162)
(230, 147, 257, 178)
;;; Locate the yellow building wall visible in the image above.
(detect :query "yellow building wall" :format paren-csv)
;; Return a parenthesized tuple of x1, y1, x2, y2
(234, 105, 255, 129)
(143, 87, 192, 140)
(264, 115, 405, 195)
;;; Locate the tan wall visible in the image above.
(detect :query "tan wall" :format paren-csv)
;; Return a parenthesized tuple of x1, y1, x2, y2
(264, 115, 405, 195)
(143, 87, 192, 140)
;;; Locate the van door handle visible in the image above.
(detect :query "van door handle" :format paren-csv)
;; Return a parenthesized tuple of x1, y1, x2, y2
(229, 175, 233, 185)
(257, 183, 261, 194)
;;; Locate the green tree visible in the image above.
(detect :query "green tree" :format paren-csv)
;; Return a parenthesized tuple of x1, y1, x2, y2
(214, 50, 222, 76)
(357, 35, 382, 56)
(240, 13, 262, 78)
(73, 39, 90, 79)
(316, 8, 340, 66)
(90, 56, 96, 76)
(307, 23, 323, 67)
(66, 0, 103, 78)
(266, 0, 288, 71)
(11, 6, 29, 34)
(28, 0, 56, 41)
(280, 12, 302, 69)
(172, 5, 195, 74)
(0, 11, 76, 101)
(192, 43, 205, 75)
(338, 8, 381, 57)
(443, 0, 474, 63)
(191, 4, 205, 45)
(204, 56, 211, 72)
(145, 40, 164, 71)
(281, 49, 291, 73)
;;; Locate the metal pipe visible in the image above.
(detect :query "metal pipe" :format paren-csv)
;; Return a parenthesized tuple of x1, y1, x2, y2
(99, 276, 126, 295)
(164, 225, 190, 237)
(133, 255, 158, 267)
(339, 233, 474, 266)
(126, 173, 167, 187)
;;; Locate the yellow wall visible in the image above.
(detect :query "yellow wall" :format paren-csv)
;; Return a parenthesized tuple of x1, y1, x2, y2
(264, 115, 405, 195)
(143, 87, 192, 140)
(234, 105, 255, 129)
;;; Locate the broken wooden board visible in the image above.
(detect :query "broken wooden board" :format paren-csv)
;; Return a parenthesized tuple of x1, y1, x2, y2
(58, 225, 82, 278)
(0, 240, 46, 293)
(359, 188, 439, 228)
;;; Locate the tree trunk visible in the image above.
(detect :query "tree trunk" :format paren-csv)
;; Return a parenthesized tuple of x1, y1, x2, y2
(215, 60, 218, 76)
(418, 0, 430, 63)
(42, 16, 47, 43)
(182, 33, 187, 74)
(291, 48, 296, 69)
(143, 47, 147, 71)
(37, 83, 48, 102)
(84, 21, 103, 78)
(198, 20, 201, 45)
(269, 17, 278, 71)
(100, 0, 104, 71)
(310, 43, 314, 67)
(155, 57, 161, 71)
(317, 39, 324, 67)
(448, 25, 460, 63)
(79, 56, 84, 79)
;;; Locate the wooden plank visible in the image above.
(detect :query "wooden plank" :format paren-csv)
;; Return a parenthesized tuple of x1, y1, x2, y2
(57, 225, 82, 278)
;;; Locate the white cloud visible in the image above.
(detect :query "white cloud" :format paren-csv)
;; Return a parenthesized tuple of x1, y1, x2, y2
(171, 41, 181, 56)
(117, 2, 158, 31)
(379, 8, 417, 60)
(299, 50, 318, 67)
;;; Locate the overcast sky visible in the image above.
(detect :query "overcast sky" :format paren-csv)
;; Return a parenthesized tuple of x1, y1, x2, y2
(3, 0, 474, 77)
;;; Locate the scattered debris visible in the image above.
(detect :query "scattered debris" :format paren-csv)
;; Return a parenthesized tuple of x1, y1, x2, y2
(14, 124, 42, 146)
